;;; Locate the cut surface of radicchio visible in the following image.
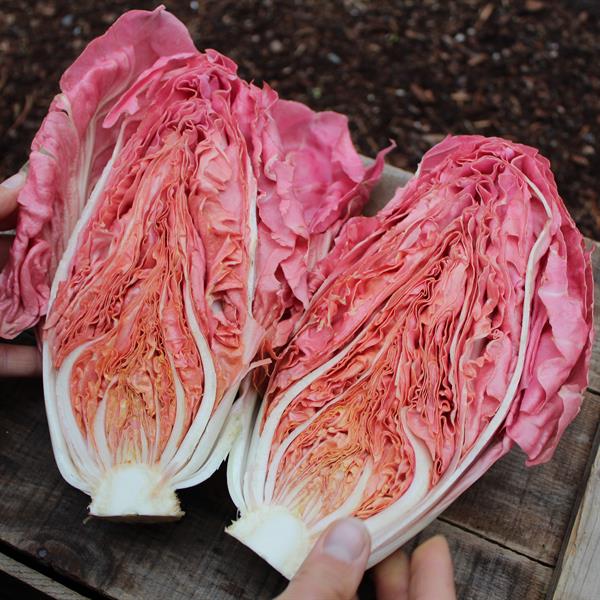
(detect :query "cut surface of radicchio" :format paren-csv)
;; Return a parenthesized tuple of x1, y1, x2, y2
(226, 135, 594, 577)
(0, 8, 385, 517)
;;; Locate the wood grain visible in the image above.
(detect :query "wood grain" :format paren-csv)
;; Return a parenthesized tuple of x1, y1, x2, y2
(405, 521, 551, 600)
(551, 421, 600, 600)
(0, 551, 87, 599)
(587, 241, 600, 394)
(0, 378, 553, 600)
(362, 159, 412, 215)
(442, 391, 600, 565)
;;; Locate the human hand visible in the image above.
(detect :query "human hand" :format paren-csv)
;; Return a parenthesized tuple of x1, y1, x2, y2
(0, 171, 42, 377)
(277, 517, 456, 600)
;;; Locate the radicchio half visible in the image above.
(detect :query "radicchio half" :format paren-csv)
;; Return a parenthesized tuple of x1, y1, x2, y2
(226, 135, 594, 577)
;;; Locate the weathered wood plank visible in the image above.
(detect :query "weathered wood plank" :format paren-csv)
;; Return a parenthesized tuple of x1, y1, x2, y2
(587, 241, 600, 394)
(551, 419, 600, 600)
(442, 391, 600, 565)
(0, 551, 88, 599)
(405, 521, 552, 600)
(0, 379, 552, 600)
(362, 159, 412, 215)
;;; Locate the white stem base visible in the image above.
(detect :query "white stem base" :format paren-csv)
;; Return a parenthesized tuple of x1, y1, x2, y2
(226, 505, 312, 579)
(89, 464, 183, 519)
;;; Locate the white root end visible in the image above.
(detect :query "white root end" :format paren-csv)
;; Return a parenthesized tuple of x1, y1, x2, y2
(226, 505, 312, 579)
(89, 464, 183, 519)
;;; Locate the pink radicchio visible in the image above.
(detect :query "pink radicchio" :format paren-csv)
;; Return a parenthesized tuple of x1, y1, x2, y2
(226, 135, 594, 577)
(3, 9, 389, 517)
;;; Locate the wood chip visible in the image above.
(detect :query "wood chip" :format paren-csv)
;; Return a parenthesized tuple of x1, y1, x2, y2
(571, 155, 590, 166)
(410, 83, 435, 103)
(468, 53, 488, 67)
(525, 1, 545, 12)
(479, 4, 495, 23)
(451, 90, 470, 104)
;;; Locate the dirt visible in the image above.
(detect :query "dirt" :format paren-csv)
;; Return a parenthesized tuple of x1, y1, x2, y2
(1, 0, 598, 237)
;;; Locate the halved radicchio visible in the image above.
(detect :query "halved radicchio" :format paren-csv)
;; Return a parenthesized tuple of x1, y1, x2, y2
(226, 135, 594, 577)
(0, 9, 385, 517)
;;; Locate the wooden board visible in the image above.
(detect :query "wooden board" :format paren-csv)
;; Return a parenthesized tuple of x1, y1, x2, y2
(0, 329, 598, 598)
(586, 243, 600, 395)
(405, 521, 552, 600)
(442, 391, 600, 565)
(551, 422, 600, 599)
(0, 552, 87, 599)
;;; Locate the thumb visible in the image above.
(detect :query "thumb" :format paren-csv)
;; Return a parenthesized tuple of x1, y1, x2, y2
(0, 170, 26, 222)
(277, 518, 370, 600)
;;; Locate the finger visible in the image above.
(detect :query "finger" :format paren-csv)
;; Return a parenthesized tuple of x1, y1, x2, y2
(0, 344, 42, 378)
(409, 535, 456, 600)
(0, 171, 26, 222)
(277, 517, 371, 600)
(373, 548, 410, 600)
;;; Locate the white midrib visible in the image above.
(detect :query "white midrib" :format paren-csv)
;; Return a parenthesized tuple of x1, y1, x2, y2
(246, 320, 377, 509)
(366, 169, 554, 547)
(162, 281, 217, 475)
(43, 125, 127, 493)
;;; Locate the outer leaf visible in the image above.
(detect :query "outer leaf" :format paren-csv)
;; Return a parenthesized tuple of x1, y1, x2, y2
(0, 7, 195, 338)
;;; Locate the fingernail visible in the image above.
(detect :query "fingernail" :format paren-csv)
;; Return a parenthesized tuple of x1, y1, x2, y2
(322, 518, 368, 563)
(1, 172, 25, 190)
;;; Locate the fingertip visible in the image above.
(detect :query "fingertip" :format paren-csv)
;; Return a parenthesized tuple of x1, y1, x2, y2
(278, 518, 370, 600)
(0, 344, 43, 378)
(1, 171, 26, 191)
(320, 517, 371, 564)
(417, 533, 451, 554)
(373, 548, 410, 600)
(411, 534, 456, 600)
(0, 176, 24, 223)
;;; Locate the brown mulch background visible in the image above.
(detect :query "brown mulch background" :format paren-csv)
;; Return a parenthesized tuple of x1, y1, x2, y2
(0, 0, 598, 238)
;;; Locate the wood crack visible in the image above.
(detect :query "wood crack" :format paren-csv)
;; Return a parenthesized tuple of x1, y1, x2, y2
(439, 516, 554, 569)
(0, 539, 107, 600)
